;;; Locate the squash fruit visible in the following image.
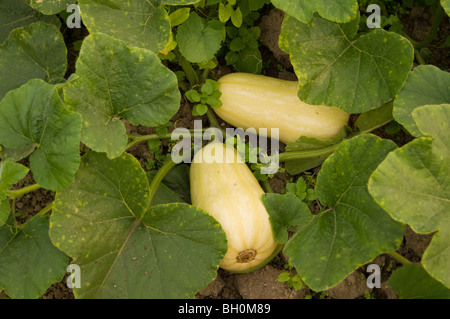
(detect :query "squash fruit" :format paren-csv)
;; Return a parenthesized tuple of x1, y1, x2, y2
(214, 73, 350, 145)
(190, 142, 279, 272)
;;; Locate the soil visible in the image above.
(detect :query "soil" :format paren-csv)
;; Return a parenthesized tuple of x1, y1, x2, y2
(2, 4, 448, 300)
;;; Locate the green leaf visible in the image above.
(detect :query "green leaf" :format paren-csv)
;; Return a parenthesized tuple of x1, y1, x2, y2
(389, 264, 450, 299)
(0, 22, 67, 100)
(0, 161, 29, 226)
(50, 152, 227, 298)
(356, 102, 394, 134)
(393, 65, 450, 137)
(230, 7, 243, 27)
(30, 0, 72, 14)
(219, 3, 233, 23)
(442, 0, 450, 16)
(169, 7, 191, 27)
(176, 12, 224, 63)
(279, 14, 414, 114)
(0, 79, 82, 191)
(271, 0, 358, 23)
(262, 193, 312, 244)
(369, 104, 450, 288)
(64, 33, 180, 159)
(284, 135, 404, 291)
(162, 0, 202, 4)
(0, 0, 60, 43)
(78, 0, 171, 53)
(0, 215, 69, 299)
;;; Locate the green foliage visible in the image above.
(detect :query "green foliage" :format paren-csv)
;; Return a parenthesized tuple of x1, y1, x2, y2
(0, 0, 449, 299)
(185, 79, 222, 116)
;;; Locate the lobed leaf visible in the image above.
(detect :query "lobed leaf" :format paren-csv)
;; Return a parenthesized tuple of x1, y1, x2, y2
(64, 33, 180, 159)
(50, 152, 227, 298)
(271, 0, 358, 24)
(30, 0, 72, 15)
(78, 0, 171, 53)
(369, 104, 450, 288)
(284, 135, 405, 291)
(0, 79, 82, 191)
(0, 22, 67, 100)
(389, 264, 450, 299)
(0, 215, 69, 299)
(176, 12, 224, 63)
(279, 14, 414, 114)
(393, 65, 450, 137)
(0, 0, 60, 43)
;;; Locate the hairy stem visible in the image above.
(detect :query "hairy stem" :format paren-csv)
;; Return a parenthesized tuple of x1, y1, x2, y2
(388, 251, 413, 265)
(278, 144, 340, 162)
(125, 129, 207, 151)
(147, 159, 177, 208)
(175, 48, 199, 87)
(6, 183, 42, 199)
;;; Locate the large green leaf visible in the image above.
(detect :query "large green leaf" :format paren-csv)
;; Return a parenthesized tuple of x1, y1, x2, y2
(64, 33, 181, 159)
(50, 152, 227, 299)
(393, 65, 450, 137)
(30, 0, 72, 14)
(271, 0, 358, 23)
(176, 12, 224, 63)
(0, 79, 82, 191)
(0, 0, 60, 43)
(389, 264, 450, 299)
(279, 14, 414, 114)
(284, 135, 405, 291)
(0, 215, 69, 299)
(0, 22, 67, 100)
(369, 104, 450, 288)
(78, 0, 171, 53)
(0, 162, 29, 226)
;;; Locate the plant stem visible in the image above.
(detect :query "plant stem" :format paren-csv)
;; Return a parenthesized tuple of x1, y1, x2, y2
(6, 183, 42, 199)
(125, 129, 208, 151)
(278, 144, 340, 162)
(175, 48, 199, 86)
(206, 107, 226, 136)
(388, 251, 413, 265)
(415, 5, 445, 49)
(35, 202, 53, 217)
(414, 49, 427, 65)
(147, 159, 177, 208)
(261, 179, 274, 193)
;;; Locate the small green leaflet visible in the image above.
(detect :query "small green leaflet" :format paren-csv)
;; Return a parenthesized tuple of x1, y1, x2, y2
(393, 65, 450, 137)
(279, 14, 414, 114)
(284, 135, 405, 292)
(0, 161, 29, 226)
(64, 33, 180, 159)
(176, 12, 224, 63)
(30, 0, 72, 15)
(0, 0, 60, 43)
(0, 22, 67, 100)
(389, 264, 450, 299)
(78, 0, 171, 53)
(271, 0, 358, 24)
(0, 215, 69, 299)
(369, 104, 450, 288)
(50, 152, 227, 298)
(0, 79, 82, 191)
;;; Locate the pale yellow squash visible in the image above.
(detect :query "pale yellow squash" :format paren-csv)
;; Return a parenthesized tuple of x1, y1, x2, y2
(214, 73, 350, 144)
(190, 142, 278, 272)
